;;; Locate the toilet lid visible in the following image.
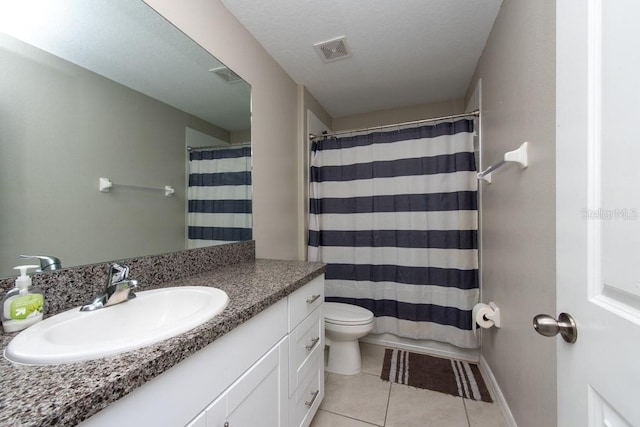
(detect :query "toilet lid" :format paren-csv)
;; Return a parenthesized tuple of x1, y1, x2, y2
(324, 302, 374, 325)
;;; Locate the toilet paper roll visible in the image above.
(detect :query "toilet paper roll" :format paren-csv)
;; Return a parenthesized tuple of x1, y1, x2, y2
(472, 303, 496, 338)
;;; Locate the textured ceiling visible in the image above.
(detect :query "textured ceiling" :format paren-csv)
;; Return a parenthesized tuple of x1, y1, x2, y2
(222, 0, 502, 118)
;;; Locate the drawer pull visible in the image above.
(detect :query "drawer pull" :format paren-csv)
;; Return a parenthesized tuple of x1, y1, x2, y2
(305, 337, 320, 351)
(306, 294, 321, 305)
(304, 390, 320, 407)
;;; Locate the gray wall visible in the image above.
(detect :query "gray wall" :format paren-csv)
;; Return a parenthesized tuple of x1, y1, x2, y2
(332, 98, 466, 131)
(0, 35, 226, 275)
(466, 0, 556, 425)
(145, 0, 301, 261)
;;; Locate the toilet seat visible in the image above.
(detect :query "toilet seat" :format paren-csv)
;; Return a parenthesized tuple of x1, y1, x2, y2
(324, 302, 374, 326)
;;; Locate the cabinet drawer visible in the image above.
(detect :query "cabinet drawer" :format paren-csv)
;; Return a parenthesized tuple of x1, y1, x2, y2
(289, 306, 323, 395)
(289, 355, 324, 427)
(288, 274, 324, 331)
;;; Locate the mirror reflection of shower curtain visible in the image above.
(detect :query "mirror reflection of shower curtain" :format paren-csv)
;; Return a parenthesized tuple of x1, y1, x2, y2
(308, 120, 479, 348)
(188, 147, 252, 248)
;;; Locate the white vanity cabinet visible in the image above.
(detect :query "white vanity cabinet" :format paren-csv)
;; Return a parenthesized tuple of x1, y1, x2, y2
(81, 274, 325, 427)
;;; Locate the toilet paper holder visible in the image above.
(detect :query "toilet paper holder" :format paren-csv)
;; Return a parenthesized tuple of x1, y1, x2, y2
(474, 301, 501, 328)
(484, 302, 501, 327)
(472, 302, 501, 340)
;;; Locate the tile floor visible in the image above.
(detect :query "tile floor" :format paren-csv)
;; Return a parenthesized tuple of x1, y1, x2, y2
(310, 343, 507, 427)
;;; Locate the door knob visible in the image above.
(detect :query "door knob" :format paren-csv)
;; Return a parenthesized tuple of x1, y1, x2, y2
(532, 312, 577, 343)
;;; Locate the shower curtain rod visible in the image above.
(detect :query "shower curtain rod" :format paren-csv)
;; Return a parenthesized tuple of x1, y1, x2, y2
(308, 110, 479, 141)
(187, 143, 251, 151)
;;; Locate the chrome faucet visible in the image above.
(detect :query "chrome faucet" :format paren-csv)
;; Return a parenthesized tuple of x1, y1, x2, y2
(20, 254, 62, 271)
(80, 263, 138, 312)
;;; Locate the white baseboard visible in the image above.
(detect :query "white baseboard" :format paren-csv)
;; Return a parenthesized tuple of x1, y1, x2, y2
(360, 333, 479, 362)
(478, 355, 517, 427)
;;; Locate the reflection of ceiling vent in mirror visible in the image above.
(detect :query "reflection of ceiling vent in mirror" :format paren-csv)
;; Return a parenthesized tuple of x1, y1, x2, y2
(210, 66, 243, 83)
(313, 36, 352, 63)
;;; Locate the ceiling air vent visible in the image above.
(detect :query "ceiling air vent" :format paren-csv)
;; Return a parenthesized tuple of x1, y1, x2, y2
(210, 66, 243, 83)
(313, 36, 352, 63)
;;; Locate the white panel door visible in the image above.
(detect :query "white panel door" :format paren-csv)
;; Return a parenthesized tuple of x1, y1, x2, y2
(556, 0, 640, 426)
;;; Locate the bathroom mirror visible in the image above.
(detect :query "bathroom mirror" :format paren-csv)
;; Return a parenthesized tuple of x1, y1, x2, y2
(0, 0, 252, 278)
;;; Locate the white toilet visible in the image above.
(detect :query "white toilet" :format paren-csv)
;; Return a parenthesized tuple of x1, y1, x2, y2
(324, 302, 374, 375)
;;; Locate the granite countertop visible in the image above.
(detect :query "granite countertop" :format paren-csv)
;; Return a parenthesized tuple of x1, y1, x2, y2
(0, 259, 325, 427)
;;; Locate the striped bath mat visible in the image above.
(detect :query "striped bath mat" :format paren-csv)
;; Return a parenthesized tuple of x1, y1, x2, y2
(381, 349, 492, 402)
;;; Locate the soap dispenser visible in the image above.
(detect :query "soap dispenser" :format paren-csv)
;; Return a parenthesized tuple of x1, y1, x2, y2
(2, 265, 44, 333)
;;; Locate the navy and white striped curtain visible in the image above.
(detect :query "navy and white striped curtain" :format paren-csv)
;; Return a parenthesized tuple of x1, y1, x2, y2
(188, 146, 252, 248)
(308, 120, 479, 348)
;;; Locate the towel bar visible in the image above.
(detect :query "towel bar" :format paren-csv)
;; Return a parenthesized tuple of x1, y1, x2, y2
(477, 142, 528, 184)
(99, 177, 175, 197)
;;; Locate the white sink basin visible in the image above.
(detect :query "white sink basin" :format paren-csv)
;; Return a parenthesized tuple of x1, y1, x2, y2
(4, 286, 228, 365)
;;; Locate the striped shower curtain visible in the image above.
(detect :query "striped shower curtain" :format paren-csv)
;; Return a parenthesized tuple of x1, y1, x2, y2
(308, 120, 479, 348)
(188, 146, 252, 248)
